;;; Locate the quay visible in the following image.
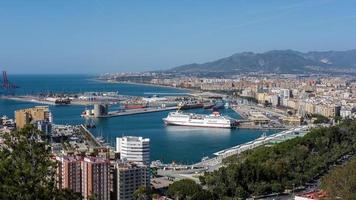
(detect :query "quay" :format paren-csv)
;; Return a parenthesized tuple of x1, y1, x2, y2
(0, 95, 105, 106)
(79, 124, 102, 147)
(211, 126, 309, 159)
(85, 106, 178, 118)
(0, 96, 57, 105)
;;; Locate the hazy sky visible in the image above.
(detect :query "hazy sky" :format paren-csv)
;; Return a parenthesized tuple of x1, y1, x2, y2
(1, 0, 356, 74)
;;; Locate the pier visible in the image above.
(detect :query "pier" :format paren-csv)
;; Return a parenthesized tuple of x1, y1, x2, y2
(79, 124, 102, 147)
(85, 106, 178, 118)
(211, 126, 309, 158)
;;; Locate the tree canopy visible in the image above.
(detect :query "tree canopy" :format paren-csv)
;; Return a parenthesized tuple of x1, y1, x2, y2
(199, 119, 356, 199)
(133, 186, 151, 200)
(0, 125, 82, 200)
(321, 157, 356, 200)
(167, 179, 206, 200)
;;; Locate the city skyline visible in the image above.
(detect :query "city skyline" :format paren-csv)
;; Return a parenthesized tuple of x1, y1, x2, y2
(1, 0, 356, 74)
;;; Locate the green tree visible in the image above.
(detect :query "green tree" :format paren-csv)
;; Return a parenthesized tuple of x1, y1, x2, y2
(312, 114, 330, 124)
(321, 158, 356, 200)
(190, 190, 215, 200)
(201, 119, 356, 198)
(0, 125, 82, 200)
(133, 186, 151, 200)
(167, 179, 204, 200)
(151, 167, 158, 178)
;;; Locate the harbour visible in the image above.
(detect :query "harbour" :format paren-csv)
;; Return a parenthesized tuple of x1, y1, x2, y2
(83, 106, 178, 118)
(0, 74, 279, 164)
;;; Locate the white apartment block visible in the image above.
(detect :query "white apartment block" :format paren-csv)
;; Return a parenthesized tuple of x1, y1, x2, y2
(116, 136, 150, 166)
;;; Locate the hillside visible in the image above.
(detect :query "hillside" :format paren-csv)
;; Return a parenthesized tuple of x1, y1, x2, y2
(169, 49, 356, 74)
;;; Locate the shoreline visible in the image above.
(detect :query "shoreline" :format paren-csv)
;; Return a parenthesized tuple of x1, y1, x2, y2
(97, 79, 199, 93)
(0, 96, 91, 106)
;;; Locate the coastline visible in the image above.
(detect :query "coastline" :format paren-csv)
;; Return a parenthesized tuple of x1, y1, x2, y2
(0, 96, 91, 106)
(97, 79, 199, 93)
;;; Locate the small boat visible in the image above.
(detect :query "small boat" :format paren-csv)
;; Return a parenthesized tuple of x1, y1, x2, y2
(96, 136, 105, 144)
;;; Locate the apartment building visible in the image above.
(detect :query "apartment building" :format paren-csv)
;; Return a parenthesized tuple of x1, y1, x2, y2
(114, 161, 150, 200)
(15, 106, 52, 129)
(116, 136, 150, 166)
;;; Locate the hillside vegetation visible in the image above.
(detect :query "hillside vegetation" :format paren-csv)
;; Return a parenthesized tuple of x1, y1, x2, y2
(170, 49, 356, 74)
(193, 120, 356, 199)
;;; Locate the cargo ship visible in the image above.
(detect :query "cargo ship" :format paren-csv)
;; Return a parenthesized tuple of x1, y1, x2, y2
(123, 101, 147, 109)
(45, 97, 71, 105)
(54, 98, 71, 105)
(178, 102, 204, 110)
(163, 111, 237, 128)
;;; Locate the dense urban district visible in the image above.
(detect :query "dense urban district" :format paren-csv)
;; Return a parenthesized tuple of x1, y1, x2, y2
(1, 71, 356, 200)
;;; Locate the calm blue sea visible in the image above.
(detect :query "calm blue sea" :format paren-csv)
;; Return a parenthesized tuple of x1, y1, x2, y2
(0, 74, 277, 164)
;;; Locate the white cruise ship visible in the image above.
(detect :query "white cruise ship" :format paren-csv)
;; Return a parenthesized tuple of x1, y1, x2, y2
(163, 111, 237, 128)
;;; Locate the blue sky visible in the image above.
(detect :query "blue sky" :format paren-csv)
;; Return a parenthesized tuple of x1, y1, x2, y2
(0, 0, 356, 74)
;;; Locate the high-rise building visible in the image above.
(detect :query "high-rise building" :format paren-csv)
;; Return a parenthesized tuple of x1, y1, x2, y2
(15, 106, 52, 130)
(55, 156, 82, 194)
(81, 157, 110, 200)
(114, 161, 150, 200)
(116, 136, 150, 166)
(36, 120, 52, 135)
(55, 156, 111, 200)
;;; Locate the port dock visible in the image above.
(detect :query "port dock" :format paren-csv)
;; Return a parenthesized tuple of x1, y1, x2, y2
(84, 106, 178, 118)
(79, 124, 102, 147)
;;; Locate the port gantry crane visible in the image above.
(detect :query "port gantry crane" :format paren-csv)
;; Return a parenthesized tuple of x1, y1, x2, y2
(1, 71, 19, 95)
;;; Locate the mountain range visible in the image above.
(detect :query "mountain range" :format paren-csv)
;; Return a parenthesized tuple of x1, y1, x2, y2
(169, 49, 356, 74)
